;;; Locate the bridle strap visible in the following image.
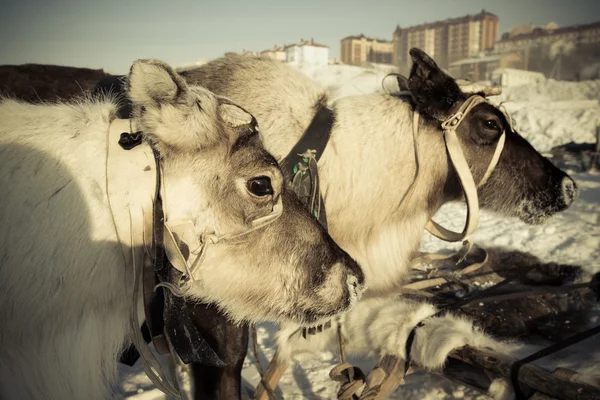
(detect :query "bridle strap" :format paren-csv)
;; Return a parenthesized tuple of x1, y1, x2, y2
(105, 118, 182, 398)
(424, 95, 506, 242)
(158, 194, 284, 297)
(480, 130, 506, 188)
(424, 127, 481, 242)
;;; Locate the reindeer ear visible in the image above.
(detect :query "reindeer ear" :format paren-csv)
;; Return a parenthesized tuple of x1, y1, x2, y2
(407, 48, 465, 120)
(396, 74, 410, 92)
(128, 59, 188, 105)
(218, 101, 253, 128)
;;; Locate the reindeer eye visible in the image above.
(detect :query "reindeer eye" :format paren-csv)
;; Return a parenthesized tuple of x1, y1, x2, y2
(484, 119, 499, 130)
(247, 176, 273, 197)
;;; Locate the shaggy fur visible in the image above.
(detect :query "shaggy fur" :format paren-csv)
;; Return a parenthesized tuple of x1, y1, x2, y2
(181, 48, 579, 397)
(0, 59, 365, 400)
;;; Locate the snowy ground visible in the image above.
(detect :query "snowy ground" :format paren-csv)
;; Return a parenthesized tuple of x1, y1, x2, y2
(117, 64, 600, 399)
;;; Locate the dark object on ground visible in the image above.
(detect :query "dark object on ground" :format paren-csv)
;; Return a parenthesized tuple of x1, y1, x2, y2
(0, 64, 108, 103)
(411, 246, 598, 342)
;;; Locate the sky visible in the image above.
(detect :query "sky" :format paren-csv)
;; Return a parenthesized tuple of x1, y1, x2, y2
(0, 0, 599, 74)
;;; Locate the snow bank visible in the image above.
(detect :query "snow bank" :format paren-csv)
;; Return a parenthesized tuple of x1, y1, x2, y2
(293, 63, 396, 101)
(494, 100, 600, 153)
(496, 79, 600, 103)
(485, 79, 600, 152)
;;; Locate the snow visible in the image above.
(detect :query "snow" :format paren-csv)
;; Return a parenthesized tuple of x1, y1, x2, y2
(491, 79, 600, 153)
(291, 63, 399, 102)
(118, 64, 600, 399)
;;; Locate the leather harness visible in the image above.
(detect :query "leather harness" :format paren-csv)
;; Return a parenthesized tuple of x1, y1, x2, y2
(279, 104, 334, 230)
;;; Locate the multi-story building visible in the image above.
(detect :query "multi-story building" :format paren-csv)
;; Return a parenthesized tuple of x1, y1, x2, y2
(393, 10, 499, 73)
(340, 34, 393, 66)
(495, 21, 600, 54)
(493, 20, 600, 80)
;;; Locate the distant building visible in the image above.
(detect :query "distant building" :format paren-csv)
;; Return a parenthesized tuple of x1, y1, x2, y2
(448, 52, 521, 81)
(506, 22, 559, 39)
(340, 34, 393, 66)
(285, 39, 329, 67)
(495, 21, 600, 53)
(260, 45, 286, 62)
(238, 49, 259, 56)
(393, 9, 499, 73)
(494, 20, 600, 80)
(489, 68, 546, 87)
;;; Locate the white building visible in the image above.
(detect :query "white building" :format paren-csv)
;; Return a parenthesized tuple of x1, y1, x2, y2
(260, 45, 287, 62)
(490, 67, 546, 87)
(285, 39, 329, 67)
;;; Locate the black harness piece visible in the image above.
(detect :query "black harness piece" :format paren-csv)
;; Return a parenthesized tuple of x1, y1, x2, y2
(279, 104, 335, 338)
(280, 104, 334, 230)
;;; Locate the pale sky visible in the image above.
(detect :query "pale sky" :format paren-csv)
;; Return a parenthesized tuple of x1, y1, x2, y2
(0, 0, 598, 74)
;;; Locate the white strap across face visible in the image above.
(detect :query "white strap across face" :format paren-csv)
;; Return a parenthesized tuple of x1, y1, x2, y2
(395, 94, 506, 243)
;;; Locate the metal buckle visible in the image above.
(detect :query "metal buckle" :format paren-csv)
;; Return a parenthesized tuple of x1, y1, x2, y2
(441, 111, 464, 130)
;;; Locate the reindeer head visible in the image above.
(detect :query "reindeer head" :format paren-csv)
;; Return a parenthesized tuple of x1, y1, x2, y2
(406, 48, 578, 224)
(127, 59, 364, 325)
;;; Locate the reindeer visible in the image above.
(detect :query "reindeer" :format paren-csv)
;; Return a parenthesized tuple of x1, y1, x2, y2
(0, 58, 365, 400)
(178, 48, 580, 398)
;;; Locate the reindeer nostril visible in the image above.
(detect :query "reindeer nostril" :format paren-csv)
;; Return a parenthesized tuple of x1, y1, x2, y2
(561, 177, 579, 206)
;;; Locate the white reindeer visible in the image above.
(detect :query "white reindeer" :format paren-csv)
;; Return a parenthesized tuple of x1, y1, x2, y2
(181, 48, 579, 398)
(0, 59, 365, 400)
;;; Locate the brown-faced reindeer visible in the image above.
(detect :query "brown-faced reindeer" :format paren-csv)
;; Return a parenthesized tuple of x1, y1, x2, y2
(178, 47, 579, 398)
(0, 59, 365, 400)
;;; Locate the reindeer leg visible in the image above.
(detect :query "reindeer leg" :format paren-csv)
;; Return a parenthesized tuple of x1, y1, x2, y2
(253, 350, 289, 400)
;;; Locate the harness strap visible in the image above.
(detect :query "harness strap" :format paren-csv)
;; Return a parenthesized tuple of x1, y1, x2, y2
(105, 118, 182, 398)
(280, 105, 333, 229)
(157, 195, 283, 298)
(426, 95, 506, 242)
(130, 218, 182, 397)
(394, 91, 506, 243)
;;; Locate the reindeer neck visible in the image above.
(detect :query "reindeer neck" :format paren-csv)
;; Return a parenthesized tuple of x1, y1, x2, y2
(312, 94, 454, 291)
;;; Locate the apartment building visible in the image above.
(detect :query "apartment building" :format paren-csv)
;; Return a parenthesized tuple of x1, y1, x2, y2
(393, 10, 499, 72)
(340, 34, 393, 66)
(495, 20, 600, 53)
